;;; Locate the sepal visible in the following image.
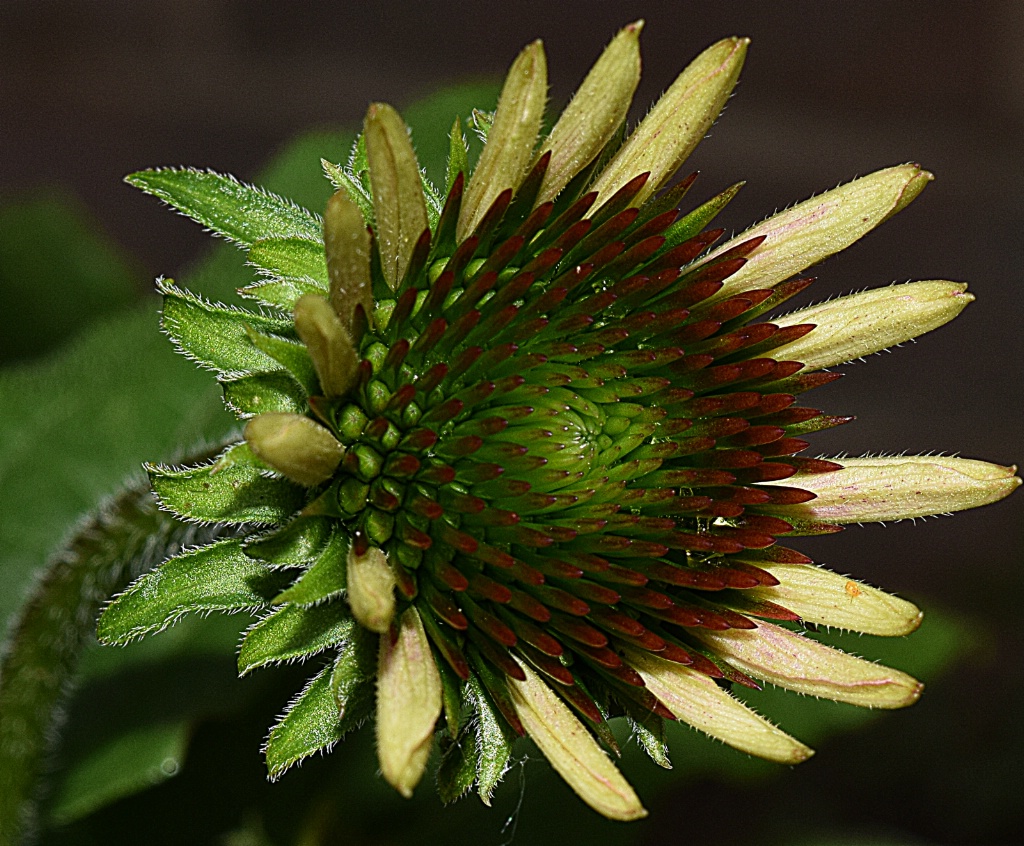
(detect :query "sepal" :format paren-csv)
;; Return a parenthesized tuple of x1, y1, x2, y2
(148, 442, 305, 525)
(97, 539, 287, 645)
(238, 603, 354, 675)
(159, 280, 293, 378)
(126, 167, 321, 247)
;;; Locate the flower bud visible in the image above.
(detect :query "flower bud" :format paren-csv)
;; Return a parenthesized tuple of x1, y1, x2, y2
(508, 658, 647, 821)
(699, 164, 932, 301)
(778, 456, 1021, 524)
(376, 607, 442, 798)
(534, 21, 643, 204)
(458, 40, 547, 241)
(697, 622, 923, 709)
(323, 189, 372, 337)
(364, 103, 429, 290)
(293, 293, 358, 398)
(771, 281, 973, 370)
(625, 648, 813, 763)
(346, 545, 396, 633)
(748, 563, 922, 636)
(244, 412, 344, 487)
(589, 37, 748, 207)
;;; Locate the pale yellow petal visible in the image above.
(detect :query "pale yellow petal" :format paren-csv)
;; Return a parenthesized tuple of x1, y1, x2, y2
(535, 21, 642, 204)
(458, 40, 547, 241)
(589, 37, 748, 207)
(293, 293, 358, 398)
(243, 412, 343, 487)
(777, 456, 1021, 523)
(625, 649, 813, 763)
(770, 281, 973, 370)
(376, 608, 442, 798)
(748, 563, 922, 636)
(346, 545, 396, 633)
(696, 164, 932, 301)
(695, 622, 923, 709)
(508, 659, 646, 821)
(323, 189, 372, 336)
(364, 103, 429, 290)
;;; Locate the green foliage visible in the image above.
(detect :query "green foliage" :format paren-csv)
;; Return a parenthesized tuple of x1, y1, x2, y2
(239, 604, 354, 675)
(0, 191, 141, 364)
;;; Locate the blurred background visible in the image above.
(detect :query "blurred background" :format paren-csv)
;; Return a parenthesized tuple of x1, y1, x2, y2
(1, 1, 1022, 844)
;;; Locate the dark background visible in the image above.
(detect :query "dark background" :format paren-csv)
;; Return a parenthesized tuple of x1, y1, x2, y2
(2, 1, 1022, 844)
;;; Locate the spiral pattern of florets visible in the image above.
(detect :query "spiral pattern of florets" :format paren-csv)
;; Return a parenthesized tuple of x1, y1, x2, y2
(298, 162, 838, 723)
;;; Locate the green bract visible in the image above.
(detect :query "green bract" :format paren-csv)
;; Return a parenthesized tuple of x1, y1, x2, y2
(98, 23, 1019, 821)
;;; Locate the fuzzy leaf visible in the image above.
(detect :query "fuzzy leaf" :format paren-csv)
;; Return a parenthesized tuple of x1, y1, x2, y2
(159, 280, 293, 377)
(627, 711, 672, 770)
(330, 625, 377, 721)
(97, 539, 286, 645)
(223, 371, 307, 417)
(149, 442, 305, 524)
(660, 182, 744, 252)
(437, 724, 477, 805)
(468, 673, 517, 805)
(243, 325, 318, 394)
(244, 517, 332, 566)
(0, 483, 222, 844)
(238, 603, 353, 675)
(272, 526, 349, 605)
(243, 236, 329, 311)
(446, 118, 469, 194)
(264, 663, 344, 779)
(126, 168, 321, 247)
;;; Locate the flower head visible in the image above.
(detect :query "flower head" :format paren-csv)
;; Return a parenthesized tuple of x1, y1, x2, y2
(100, 23, 1019, 820)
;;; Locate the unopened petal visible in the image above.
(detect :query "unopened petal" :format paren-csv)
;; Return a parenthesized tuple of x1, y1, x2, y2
(458, 40, 547, 241)
(364, 103, 429, 290)
(376, 607, 442, 798)
(508, 659, 646, 821)
(625, 649, 813, 763)
(696, 622, 923, 709)
(777, 456, 1021, 523)
(293, 293, 358, 398)
(535, 21, 643, 204)
(323, 189, 372, 337)
(244, 412, 344, 487)
(589, 37, 748, 207)
(749, 563, 923, 636)
(346, 545, 396, 633)
(771, 281, 973, 370)
(698, 164, 932, 301)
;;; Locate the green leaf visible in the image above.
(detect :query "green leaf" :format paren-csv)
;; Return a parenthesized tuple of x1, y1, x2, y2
(0, 483, 222, 844)
(272, 526, 348, 605)
(97, 538, 287, 645)
(242, 236, 329, 312)
(126, 168, 322, 248)
(239, 603, 353, 675)
(329, 634, 376, 731)
(446, 117, 469, 194)
(437, 724, 477, 804)
(243, 324, 318, 394)
(244, 516, 332, 566)
(160, 280, 293, 377)
(626, 710, 671, 770)
(468, 674, 516, 805)
(223, 371, 308, 417)
(149, 442, 306, 524)
(47, 720, 189, 826)
(659, 181, 744, 252)
(0, 190, 140, 363)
